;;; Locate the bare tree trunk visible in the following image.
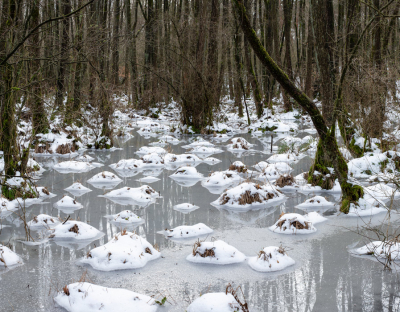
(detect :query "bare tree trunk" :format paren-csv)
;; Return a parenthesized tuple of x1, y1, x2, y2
(55, 0, 71, 112)
(234, 23, 244, 117)
(31, 0, 49, 134)
(207, 0, 220, 113)
(304, 4, 313, 98)
(112, 0, 120, 86)
(311, 0, 336, 128)
(282, 0, 293, 112)
(232, 0, 364, 214)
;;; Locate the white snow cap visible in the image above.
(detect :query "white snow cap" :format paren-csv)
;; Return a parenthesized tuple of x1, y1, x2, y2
(187, 240, 246, 265)
(54, 282, 157, 312)
(269, 212, 327, 235)
(81, 231, 160, 271)
(186, 292, 242, 312)
(50, 221, 103, 241)
(248, 246, 295, 272)
(0, 244, 23, 267)
(161, 223, 213, 239)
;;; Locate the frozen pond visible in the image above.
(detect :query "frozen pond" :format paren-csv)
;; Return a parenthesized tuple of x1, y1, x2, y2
(1, 130, 400, 311)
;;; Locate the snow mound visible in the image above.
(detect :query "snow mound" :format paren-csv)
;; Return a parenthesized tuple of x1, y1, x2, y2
(202, 171, 241, 188)
(141, 153, 164, 167)
(0, 197, 17, 216)
(75, 154, 95, 162)
(87, 171, 122, 188)
(202, 157, 221, 165)
(295, 196, 335, 210)
(268, 153, 299, 163)
(136, 176, 160, 183)
(0, 244, 23, 267)
(109, 158, 143, 170)
(227, 137, 253, 151)
(186, 292, 242, 312)
(269, 212, 327, 234)
(169, 166, 203, 180)
(53, 161, 95, 173)
(187, 240, 246, 265)
(81, 231, 160, 271)
(54, 282, 157, 312)
(173, 203, 200, 213)
(105, 210, 144, 226)
(248, 246, 295, 272)
(348, 152, 388, 178)
(53, 196, 83, 211)
(158, 135, 180, 144)
(36, 186, 57, 199)
(186, 145, 223, 156)
(254, 161, 292, 173)
(50, 221, 103, 241)
(164, 153, 202, 165)
(354, 241, 400, 260)
(65, 182, 92, 195)
(182, 140, 214, 149)
(212, 182, 285, 210)
(161, 223, 213, 239)
(103, 185, 159, 204)
(27, 214, 59, 230)
(135, 146, 166, 156)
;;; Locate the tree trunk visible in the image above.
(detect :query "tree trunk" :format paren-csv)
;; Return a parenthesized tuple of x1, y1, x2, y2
(232, 0, 364, 213)
(282, 0, 293, 112)
(31, 0, 49, 134)
(243, 0, 263, 118)
(234, 23, 244, 118)
(55, 0, 71, 112)
(311, 0, 336, 128)
(112, 0, 120, 86)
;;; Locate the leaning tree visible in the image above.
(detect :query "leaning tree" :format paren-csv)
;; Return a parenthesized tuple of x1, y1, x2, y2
(232, 0, 364, 213)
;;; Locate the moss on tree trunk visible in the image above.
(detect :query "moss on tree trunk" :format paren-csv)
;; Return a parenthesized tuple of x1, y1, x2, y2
(232, 0, 364, 213)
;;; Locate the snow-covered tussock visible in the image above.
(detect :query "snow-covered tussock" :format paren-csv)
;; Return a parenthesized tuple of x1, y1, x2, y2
(82, 231, 160, 271)
(213, 182, 284, 209)
(248, 246, 295, 272)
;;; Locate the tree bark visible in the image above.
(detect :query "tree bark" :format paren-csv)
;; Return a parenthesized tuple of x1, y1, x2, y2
(55, 0, 71, 111)
(232, 0, 364, 213)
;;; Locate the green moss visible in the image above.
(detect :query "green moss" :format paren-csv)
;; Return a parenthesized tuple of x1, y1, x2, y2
(340, 183, 364, 214)
(349, 137, 364, 158)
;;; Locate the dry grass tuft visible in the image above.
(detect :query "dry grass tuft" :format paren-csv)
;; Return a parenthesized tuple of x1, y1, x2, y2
(69, 224, 79, 234)
(225, 283, 249, 312)
(145, 247, 152, 255)
(35, 143, 52, 154)
(276, 217, 310, 231)
(192, 240, 215, 258)
(63, 285, 70, 296)
(275, 175, 295, 187)
(56, 143, 75, 154)
(229, 163, 248, 173)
